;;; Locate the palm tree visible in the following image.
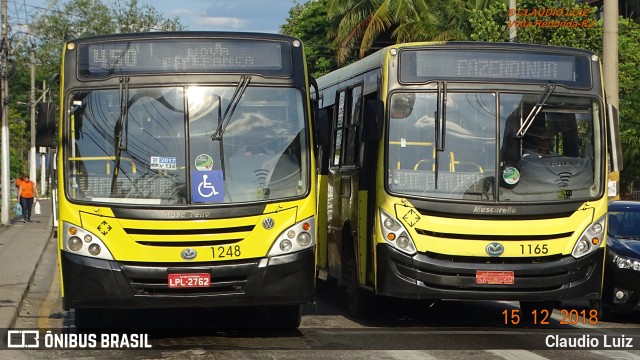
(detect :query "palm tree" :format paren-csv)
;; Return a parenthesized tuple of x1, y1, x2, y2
(327, 0, 494, 64)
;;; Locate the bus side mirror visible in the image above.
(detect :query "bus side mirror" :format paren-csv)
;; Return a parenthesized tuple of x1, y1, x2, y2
(364, 99, 383, 141)
(314, 108, 330, 147)
(607, 103, 623, 172)
(36, 102, 57, 147)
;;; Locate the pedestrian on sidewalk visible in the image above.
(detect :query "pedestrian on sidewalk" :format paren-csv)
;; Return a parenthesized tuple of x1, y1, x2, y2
(17, 174, 39, 223)
(15, 172, 25, 192)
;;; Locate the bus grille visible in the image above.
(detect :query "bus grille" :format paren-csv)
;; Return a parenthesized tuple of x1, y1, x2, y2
(124, 225, 255, 247)
(120, 260, 257, 296)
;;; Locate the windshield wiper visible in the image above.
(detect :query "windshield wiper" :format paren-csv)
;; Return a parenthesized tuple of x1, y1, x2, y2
(111, 76, 130, 196)
(210, 75, 251, 182)
(434, 81, 447, 189)
(211, 75, 252, 141)
(515, 83, 556, 138)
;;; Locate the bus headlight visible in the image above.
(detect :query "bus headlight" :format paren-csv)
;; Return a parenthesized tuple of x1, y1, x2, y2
(62, 222, 114, 260)
(379, 209, 417, 255)
(572, 214, 606, 258)
(68, 236, 83, 251)
(268, 217, 315, 257)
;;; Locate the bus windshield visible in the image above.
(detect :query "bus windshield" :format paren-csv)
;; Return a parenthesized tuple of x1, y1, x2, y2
(387, 91, 601, 202)
(66, 86, 309, 205)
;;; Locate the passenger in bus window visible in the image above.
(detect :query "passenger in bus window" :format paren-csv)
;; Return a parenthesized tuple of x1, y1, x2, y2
(523, 127, 556, 158)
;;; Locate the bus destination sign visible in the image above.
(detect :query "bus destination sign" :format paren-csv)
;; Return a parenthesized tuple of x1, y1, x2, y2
(77, 39, 289, 78)
(399, 49, 591, 88)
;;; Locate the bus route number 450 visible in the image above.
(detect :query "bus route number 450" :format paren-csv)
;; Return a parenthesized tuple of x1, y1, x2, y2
(168, 273, 211, 288)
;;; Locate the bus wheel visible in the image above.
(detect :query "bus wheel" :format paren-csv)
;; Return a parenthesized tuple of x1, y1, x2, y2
(590, 298, 608, 322)
(263, 305, 302, 329)
(343, 250, 376, 318)
(519, 301, 557, 323)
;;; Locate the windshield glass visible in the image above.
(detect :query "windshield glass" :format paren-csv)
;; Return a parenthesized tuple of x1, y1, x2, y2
(387, 91, 601, 202)
(609, 209, 640, 239)
(66, 86, 309, 205)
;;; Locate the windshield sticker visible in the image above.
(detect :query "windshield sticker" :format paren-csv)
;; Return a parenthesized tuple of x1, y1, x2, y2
(503, 167, 520, 185)
(194, 154, 214, 171)
(192, 170, 224, 203)
(150, 156, 177, 170)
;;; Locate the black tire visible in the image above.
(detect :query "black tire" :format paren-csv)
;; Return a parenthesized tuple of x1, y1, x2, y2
(590, 298, 609, 322)
(343, 249, 377, 318)
(519, 301, 557, 323)
(262, 305, 302, 329)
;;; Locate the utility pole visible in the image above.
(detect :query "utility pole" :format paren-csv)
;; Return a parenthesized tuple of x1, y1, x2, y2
(30, 48, 35, 184)
(603, 0, 619, 109)
(40, 81, 47, 195)
(603, 0, 620, 198)
(509, 0, 517, 42)
(1, 0, 9, 225)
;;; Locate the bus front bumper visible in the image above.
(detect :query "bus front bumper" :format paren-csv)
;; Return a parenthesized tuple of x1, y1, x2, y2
(61, 248, 315, 310)
(376, 243, 603, 301)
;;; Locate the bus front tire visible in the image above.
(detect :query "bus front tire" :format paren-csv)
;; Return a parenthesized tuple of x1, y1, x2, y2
(343, 250, 377, 318)
(262, 305, 301, 329)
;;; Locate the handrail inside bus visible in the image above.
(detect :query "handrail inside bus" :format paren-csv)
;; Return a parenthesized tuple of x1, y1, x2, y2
(68, 156, 137, 174)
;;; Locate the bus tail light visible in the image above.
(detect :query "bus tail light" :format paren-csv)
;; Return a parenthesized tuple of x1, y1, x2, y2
(379, 209, 417, 255)
(268, 217, 315, 257)
(63, 222, 114, 260)
(572, 214, 606, 258)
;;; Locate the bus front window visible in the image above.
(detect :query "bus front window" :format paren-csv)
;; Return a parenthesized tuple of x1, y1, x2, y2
(499, 94, 600, 202)
(66, 88, 187, 205)
(387, 92, 496, 200)
(66, 86, 309, 206)
(386, 92, 601, 203)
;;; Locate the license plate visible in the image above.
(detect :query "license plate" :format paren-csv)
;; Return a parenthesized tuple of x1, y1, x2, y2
(476, 271, 514, 285)
(167, 273, 211, 288)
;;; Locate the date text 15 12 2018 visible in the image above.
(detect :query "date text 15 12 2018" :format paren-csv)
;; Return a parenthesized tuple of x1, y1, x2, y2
(502, 308, 599, 325)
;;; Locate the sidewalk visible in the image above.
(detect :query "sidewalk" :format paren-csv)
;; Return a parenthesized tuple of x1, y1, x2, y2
(0, 199, 54, 331)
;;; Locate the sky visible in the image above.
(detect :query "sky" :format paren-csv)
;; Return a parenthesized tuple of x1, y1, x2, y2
(11, 0, 298, 34)
(140, 0, 296, 33)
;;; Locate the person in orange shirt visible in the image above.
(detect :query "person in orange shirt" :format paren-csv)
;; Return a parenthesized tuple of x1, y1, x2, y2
(15, 172, 24, 196)
(17, 174, 39, 223)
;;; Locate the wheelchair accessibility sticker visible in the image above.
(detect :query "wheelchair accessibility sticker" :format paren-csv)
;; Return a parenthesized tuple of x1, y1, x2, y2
(191, 170, 224, 203)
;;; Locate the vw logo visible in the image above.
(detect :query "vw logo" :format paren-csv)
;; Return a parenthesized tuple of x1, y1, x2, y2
(262, 217, 275, 230)
(486, 242, 504, 257)
(181, 248, 197, 260)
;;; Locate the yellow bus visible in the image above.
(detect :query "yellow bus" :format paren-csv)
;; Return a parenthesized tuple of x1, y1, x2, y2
(48, 32, 317, 328)
(314, 42, 622, 319)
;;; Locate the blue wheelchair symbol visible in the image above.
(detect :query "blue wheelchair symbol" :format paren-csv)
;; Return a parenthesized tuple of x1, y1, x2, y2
(191, 170, 224, 203)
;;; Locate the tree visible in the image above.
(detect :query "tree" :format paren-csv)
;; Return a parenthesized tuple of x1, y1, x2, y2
(280, 0, 337, 78)
(469, 0, 602, 51)
(327, 0, 493, 65)
(469, 1, 640, 197)
(617, 18, 640, 195)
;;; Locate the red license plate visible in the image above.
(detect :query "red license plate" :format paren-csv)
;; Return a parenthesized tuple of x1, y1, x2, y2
(476, 271, 514, 285)
(167, 273, 211, 288)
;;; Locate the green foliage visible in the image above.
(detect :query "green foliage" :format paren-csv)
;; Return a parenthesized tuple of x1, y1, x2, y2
(617, 18, 640, 193)
(280, 0, 338, 78)
(469, 2, 510, 42)
(469, 0, 602, 51)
